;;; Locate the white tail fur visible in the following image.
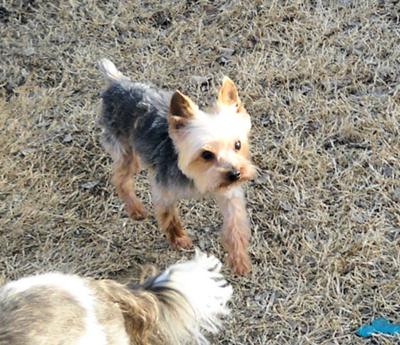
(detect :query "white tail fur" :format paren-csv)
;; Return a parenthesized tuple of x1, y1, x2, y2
(152, 249, 233, 344)
(98, 58, 128, 82)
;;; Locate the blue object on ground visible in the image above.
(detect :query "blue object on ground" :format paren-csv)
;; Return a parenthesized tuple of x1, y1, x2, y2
(357, 318, 400, 337)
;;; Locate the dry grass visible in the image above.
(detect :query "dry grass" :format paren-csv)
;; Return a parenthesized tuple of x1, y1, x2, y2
(1, 0, 399, 344)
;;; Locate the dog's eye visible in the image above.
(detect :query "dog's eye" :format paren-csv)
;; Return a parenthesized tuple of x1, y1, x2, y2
(234, 140, 241, 151)
(201, 150, 215, 161)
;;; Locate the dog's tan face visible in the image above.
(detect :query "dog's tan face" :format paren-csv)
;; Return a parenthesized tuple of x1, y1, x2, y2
(168, 77, 257, 194)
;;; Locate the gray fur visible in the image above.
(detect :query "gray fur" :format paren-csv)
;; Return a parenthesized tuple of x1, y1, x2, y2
(100, 79, 194, 190)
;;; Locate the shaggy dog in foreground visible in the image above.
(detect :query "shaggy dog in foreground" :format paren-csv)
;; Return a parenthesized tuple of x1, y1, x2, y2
(0, 251, 232, 345)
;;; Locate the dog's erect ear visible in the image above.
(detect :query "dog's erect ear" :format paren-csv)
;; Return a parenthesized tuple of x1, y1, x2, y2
(170, 90, 197, 119)
(218, 77, 241, 109)
(169, 91, 197, 130)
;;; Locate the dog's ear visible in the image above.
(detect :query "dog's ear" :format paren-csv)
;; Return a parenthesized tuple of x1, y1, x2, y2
(217, 77, 244, 112)
(169, 91, 197, 130)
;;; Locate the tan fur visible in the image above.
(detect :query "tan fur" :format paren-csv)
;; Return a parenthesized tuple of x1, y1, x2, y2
(153, 191, 192, 249)
(0, 286, 86, 345)
(112, 150, 147, 220)
(185, 140, 257, 193)
(89, 280, 160, 345)
(215, 188, 251, 275)
(217, 76, 241, 107)
(238, 140, 250, 159)
(86, 280, 130, 345)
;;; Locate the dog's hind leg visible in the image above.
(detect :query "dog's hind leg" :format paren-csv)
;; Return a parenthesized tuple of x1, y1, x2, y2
(105, 137, 147, 220)
(112, 151, 147, 220)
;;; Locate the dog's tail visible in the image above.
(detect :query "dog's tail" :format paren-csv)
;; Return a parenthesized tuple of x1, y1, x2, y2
(147, 249, 232, 344)
(100, 250, 232, 345)
(98, 58, 129, 83)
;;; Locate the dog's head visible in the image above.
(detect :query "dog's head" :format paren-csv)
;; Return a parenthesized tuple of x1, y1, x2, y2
(168, 77, 257, 194)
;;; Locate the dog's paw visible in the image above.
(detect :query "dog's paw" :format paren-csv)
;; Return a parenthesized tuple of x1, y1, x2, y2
(171, 236, 193, 250)
(228, 253, 251, 276)
(126, 202, 148, 220)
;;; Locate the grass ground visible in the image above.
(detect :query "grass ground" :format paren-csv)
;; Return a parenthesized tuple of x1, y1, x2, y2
(1, 0, 399, 344)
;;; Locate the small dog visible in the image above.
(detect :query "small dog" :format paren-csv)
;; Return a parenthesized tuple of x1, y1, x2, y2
(98, 59, 257, 275)
(0, 251, 232, 345)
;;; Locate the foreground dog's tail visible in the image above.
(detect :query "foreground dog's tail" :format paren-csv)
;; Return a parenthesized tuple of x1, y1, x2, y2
(148, 249, 232, 344)
(98, 58, 129, 83)
(104, 250, 232, 345)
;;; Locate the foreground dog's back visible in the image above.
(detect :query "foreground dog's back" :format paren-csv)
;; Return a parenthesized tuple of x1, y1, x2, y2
(0, 251, 232, 345)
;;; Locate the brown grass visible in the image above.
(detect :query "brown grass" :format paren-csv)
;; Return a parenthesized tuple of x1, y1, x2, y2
(1, 1, 399, 344)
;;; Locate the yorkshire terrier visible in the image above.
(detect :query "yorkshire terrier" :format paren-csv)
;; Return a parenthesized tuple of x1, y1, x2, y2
(0, 250, 232, 345)
(98, 59, 257, 275)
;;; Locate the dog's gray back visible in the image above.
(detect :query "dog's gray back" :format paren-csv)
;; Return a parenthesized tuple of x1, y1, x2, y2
(100, 79, 193, 189)
(100, 80, 170, 138)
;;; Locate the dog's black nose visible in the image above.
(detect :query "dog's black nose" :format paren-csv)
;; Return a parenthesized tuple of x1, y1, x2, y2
(227, 170, 241, 182)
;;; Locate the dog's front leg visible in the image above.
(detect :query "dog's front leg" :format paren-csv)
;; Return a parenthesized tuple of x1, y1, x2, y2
(215, 187, 251, 275)
(152, 182, 193, 249)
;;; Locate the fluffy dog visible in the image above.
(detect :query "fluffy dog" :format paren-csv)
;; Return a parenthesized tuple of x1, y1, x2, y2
(0, 251, 232, 345)
(98, 59, 257, 274)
